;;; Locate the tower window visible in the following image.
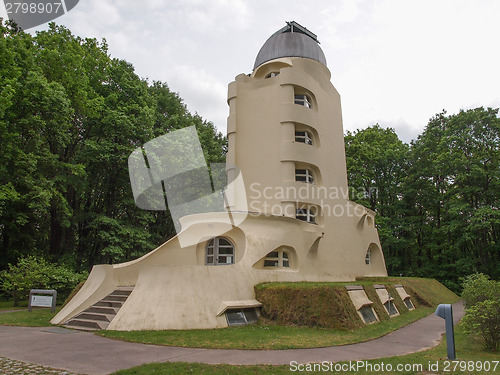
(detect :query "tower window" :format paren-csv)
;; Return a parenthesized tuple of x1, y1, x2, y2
(264, 250, 290, 268)
(365, 248, 371, 265)
(295, 130, 313, 145)
(206, 237, 235, 265)
(294, 94, 312, 108)
(296, 207, 316, 224)
(295, 169, 314, 184)
(265, 72, 280, 78)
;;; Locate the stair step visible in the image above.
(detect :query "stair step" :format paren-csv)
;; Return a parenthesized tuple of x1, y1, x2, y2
(85, 306, 118, 315)
(95, 300, 123, 308)
(102, 295, 128, 302)
(63, 286, 134, 331)
(75, 312, 112, 322)
(64, 318, 109, 330)
(113, 289, 133, 296)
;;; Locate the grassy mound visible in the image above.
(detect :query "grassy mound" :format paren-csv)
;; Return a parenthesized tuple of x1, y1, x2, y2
(255, 277, 459, 329)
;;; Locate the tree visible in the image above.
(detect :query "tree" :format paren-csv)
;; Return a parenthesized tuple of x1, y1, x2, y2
(461, 273, 500, 351)
(0, 21, 227, 272)
(406, 108, 500, 289)
(0, 256, 87, 306)
(344, 125, 410, 275)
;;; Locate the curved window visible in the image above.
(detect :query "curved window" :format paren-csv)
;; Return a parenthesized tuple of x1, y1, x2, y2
(365, 248, 371, 265)
(264, 250, 290, 268)
(206, 237, 234, 265)
(295, 169, 314, 184)
(265, 72, 280, 78)
(296, 207, 316, 224)
(294, 94, 312, 108)
(295, 130, 313, 145)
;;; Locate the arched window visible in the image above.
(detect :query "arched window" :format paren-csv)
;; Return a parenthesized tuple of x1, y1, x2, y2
(365, 248, 371, 265)
(295, 169, 314, 184)
(294, 94, 312, 108)
(206, 237, 234, 265)
(295, 130, 313, 145)
(264, 250, 290, 268)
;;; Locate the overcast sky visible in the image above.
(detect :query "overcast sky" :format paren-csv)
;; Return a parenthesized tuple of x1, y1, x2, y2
(3, 0, 500, 142)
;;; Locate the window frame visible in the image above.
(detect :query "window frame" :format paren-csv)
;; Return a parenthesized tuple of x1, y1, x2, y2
(265, 72, 280, 79)
(359, 305, 377, 324)
(295, 130, 313, 145)
(206, 237, 235, 266)
(225, 308, 259, 326)
(294, 94, 312, 108)
(295, 168, 314, 184)
(384, 300, 399, 316)
(296, 207, 316, 224)
(264, 250, 290, 268)
(404, 298, 415, 310)
(365, 248, 371, 265)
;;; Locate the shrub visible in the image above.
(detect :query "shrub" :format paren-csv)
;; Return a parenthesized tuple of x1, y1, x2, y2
(461, 300, 500, 351)
(461, 273, 500, 351)
(0, 256, 87, 306)
(461, 273, 500, 308)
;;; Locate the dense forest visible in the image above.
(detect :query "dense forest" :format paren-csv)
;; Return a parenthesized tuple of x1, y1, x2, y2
(0, 21, 226, 273)
(346, 109, 500, 291)
(1, 21, 498, 292)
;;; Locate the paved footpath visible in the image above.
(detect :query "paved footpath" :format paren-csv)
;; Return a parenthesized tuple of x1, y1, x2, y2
(0, 301, 463, 375)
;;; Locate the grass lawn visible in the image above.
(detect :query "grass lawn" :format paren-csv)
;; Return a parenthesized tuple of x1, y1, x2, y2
(0, 307, 60, 326)
(97, 307, 433, 349)
(0, 300, 28, 310)
(112, 324, 500, 375)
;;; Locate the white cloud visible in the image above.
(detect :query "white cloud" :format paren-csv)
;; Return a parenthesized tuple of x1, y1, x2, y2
(19, 0, 500, 142)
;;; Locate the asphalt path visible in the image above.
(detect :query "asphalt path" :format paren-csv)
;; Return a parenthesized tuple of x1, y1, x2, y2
(0, 301, 464, 375)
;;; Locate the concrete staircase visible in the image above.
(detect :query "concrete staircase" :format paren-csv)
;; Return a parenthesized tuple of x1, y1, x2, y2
(63, 287, 133, 331)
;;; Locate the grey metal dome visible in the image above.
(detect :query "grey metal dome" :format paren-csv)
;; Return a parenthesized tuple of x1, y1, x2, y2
(253, 21, 327, 70)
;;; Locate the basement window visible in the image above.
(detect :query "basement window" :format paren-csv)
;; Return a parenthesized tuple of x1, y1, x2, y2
(225, 308, 259, 326)
(206, 237, 235, 265)
(404, 298, 415, 310)
(359, 305, 377, 324)
(295, 130, 313, 145)
(384, 301, 398, 316)
(264, 250, 290, 268)
(295, 169, 314, 184)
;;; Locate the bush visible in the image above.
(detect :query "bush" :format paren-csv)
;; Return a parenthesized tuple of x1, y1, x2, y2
(461, 273, 500, 308)
(461, 273, 500, 351)
(0, 256, 87, 306)
(461, 300, 500, 351)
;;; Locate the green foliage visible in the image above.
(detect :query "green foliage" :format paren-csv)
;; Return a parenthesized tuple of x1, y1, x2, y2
(345, 108, 500, 289)
(462, 300, 500, 351)
(0, 21, 226, 271)
(461, 273, 500, 308)
(0, 256, 87, 306)
(461, 273, 500, 351)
